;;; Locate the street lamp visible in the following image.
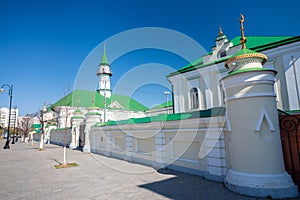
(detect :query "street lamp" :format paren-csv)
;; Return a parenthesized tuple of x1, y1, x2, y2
(0, 84, 13, 149)
(11, 106, 17, 144)
(164, 91, 170, 114)
(103, 80, 107, 122)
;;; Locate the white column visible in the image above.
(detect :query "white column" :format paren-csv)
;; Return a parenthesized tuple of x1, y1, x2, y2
(204, 130, 226, 182)
(222, 51, 298, 198)
(69, 126, 77, 149)
(153, 130, 166, 169)
(124, 134, 133, 162)
(83, 109, 101, 153)
(104, 128, 112, 157)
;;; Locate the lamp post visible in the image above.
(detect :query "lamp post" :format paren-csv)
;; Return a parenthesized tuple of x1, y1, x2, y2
(11, 106, 17, 144)
(0, 84, 13, 149)
(15, 113, 19, 142)
(164, 91, 170, 114)
(103, 80, 107, 122)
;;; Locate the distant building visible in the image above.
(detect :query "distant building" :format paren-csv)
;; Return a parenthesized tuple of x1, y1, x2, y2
(49, 47, 148, 128)
(145, 101, 173, 117)
(0, 107, 18, 129)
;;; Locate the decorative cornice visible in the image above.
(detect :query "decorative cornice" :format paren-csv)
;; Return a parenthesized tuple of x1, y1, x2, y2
(225, 52, 267, 69)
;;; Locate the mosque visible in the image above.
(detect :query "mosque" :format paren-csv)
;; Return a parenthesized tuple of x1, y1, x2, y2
(47, 15, 299, 198)
(49, 46, 159, 128)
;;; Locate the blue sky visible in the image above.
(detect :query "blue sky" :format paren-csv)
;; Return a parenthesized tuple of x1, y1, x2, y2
(0, 0, 299, 115)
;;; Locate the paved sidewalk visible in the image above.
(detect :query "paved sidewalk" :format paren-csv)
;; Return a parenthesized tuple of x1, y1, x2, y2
(0, 140, 298, 200)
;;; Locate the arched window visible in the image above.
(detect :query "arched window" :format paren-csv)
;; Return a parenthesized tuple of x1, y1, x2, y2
(218, 50, 227, 58)
(190, 88, 199, 109)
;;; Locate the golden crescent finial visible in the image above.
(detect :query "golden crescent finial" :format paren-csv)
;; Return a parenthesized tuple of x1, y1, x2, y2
(219, 26, 223, 35)
(240, 13, 245, 23)
(239, 13, 247, 49)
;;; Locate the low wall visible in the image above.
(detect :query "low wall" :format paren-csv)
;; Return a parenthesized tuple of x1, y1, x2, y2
(90, 116, 227, 182)
(50, 128, 72, 146)
(33, 133, 41, 141)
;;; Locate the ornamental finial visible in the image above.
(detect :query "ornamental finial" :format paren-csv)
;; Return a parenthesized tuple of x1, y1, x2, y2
(239, 14, 247, 49)
(219, 26, 223, 36)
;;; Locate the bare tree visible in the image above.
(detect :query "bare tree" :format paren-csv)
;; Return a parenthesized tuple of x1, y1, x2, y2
(52, 89, 74, 167)
(33, 102, 48, 150)
(19, 114, 34, 140)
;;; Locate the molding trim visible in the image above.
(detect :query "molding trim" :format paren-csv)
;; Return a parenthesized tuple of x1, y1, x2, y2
(225, 92, 276, 101)
(255, 107, 275, 132)
(225, 111, 232, 132)
(225, 169, 298, 198)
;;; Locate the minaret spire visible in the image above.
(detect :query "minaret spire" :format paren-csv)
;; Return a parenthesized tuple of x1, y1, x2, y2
(100, 42, 109, 66)
(239, 13, 247, 49)
(96, 42, 112, 98)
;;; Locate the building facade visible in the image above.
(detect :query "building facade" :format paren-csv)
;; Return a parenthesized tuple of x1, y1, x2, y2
(168, 32, 300, 114)
(0, 107, 19, 129)
(49, 17, 300, 198)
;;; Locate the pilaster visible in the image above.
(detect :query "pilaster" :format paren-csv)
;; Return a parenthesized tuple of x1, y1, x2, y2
(124, 134, 133, 162)
(153, 130, 166, 169)
(83, 108, 101, 153)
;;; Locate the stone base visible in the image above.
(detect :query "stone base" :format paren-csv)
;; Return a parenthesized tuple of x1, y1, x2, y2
(82, 145, 90, 153)
(69, 143, 77, 149)
(225, 169, 298, 199)
(153, 162, 167, 170)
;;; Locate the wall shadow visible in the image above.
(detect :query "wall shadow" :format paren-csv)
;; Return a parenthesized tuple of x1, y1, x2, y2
(139, 169, 257, 200)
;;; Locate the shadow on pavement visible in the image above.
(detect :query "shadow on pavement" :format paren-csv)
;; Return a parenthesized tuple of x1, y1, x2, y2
(139, 169, 262, 200)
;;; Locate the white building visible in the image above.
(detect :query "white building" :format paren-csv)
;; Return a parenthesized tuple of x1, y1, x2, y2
(49, 17, 300, 198)
(0, 107, 19, 129)
(168, 30, 300, 113)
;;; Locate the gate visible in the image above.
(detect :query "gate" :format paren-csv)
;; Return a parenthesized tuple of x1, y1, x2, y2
(279, 113, 300, 188)
(79, 125, 85, 149)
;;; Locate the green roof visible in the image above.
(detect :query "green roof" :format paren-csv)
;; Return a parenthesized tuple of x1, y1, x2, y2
(151, 100, 173, 109)
(168, 56, 228, 77)
(169, 35, 300, 77)
(100, 47, 109, 66)
(95, 107, 225, 126)
(228, 68, 276, 76)
(72, 116, 85, 119)
(32, 124, 42, 128)
(50, 90, 148, 111)
(230, 36, 293, 50)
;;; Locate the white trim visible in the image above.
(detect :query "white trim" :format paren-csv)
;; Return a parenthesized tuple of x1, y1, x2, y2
(163, 128, 224, 132)
(134, 138, 138, 153)
(224, 80, 275, 90)
(134, 151, 152, 156)
(172, 158, 201, 164)
(255, 107, 275, 132)
(225, 92, 276, 101)
(225, 169, 295, 188)
(221, 72, 276, 90)
(225, 111, 231, 132)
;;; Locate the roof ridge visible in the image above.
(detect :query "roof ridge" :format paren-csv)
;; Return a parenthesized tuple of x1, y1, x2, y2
(169, 35, 300, 77)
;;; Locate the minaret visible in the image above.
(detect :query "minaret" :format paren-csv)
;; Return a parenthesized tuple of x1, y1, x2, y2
(221, 14, 298, 198)
(96, 44, 112, 98)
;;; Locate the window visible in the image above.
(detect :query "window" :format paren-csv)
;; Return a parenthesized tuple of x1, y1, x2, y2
(218, 50, 227, 58)
(190, 88, 199, 109)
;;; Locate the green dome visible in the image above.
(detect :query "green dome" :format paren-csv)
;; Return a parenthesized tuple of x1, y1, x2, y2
(225, 48, 267, 69)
